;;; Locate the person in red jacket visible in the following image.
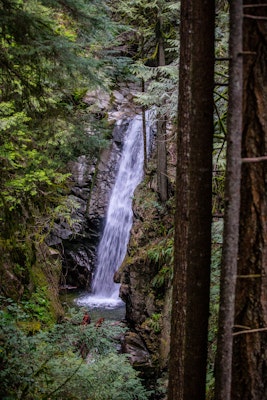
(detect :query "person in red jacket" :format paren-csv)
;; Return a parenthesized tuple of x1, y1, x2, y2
(82, 311, 91, 325)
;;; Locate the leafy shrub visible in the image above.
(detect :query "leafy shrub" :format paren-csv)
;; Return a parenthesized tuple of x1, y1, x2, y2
(0, 307, 150, 400)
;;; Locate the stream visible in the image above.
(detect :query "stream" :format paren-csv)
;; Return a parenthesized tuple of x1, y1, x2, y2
(60, 290, 126, 321)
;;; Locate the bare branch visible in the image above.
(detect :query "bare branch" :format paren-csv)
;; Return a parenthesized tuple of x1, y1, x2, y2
(233, 327, 267, 336)
(243, 4, 267, 8)
(240, 51, 257, 55)
(244, 14, 267, 20)
(242, 155, 267, 163)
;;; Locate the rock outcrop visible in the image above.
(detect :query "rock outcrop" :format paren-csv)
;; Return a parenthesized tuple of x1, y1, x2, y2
(115, 178, 173, 376)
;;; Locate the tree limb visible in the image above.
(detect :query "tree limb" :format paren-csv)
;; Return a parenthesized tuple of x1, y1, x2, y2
(242, 156, 267, 163)
(233, 327, 267, 336)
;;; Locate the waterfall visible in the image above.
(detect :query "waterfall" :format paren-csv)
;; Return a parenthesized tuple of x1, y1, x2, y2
(77, 112, 154, 308)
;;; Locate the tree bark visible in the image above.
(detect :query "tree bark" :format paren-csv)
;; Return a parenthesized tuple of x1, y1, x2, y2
(167, 1, 214, 399)
(157, 15, 168, 202)
(232, 2, 267, 399)
(142, 78, 147, 173)
(214, 1, 243, 400)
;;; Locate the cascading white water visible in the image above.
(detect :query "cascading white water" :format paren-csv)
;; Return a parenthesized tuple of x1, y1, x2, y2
(77, 112, 154, 308)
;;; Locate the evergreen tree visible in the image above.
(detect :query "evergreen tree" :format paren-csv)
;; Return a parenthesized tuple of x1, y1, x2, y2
(231, 2, 267, 398)
(214, 1, 243, 398)
(168, 0, 215, 398)
(0, 0, 117, 302)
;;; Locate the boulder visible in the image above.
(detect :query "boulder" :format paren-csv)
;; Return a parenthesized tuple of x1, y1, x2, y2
(122, 331, 152, 371)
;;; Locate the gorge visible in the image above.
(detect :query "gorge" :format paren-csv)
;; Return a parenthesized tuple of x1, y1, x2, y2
(56, 93, 173, 383)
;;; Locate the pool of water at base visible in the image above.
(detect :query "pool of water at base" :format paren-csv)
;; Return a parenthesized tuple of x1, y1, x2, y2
(59, 290, 126, 322)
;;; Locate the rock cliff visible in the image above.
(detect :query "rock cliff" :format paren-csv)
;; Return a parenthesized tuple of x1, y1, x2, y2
(115, 177, 174, 378)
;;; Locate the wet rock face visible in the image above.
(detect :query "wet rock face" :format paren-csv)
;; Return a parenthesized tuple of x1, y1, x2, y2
(121, 331, 153, 373)
(118, 259, 157, 326)
(118, 258, 162, 359)
(115, 182, 173, 375)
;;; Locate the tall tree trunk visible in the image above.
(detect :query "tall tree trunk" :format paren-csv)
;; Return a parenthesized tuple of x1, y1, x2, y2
(140, 36, 147, 174)
(167, 1, 214, 399)
(214, 1, 243, 399)
(232, 2, 267, 399)
(157, 116, 168, 202)
(142, 78, 147, 173)
(157, 16, 168, 202)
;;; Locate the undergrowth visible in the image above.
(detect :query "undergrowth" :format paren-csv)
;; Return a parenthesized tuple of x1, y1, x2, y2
(0, 304, 150, 400)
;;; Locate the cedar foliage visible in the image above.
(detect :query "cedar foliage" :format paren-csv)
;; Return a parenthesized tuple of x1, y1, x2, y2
(0, 304, 149, 400)
(0, 0, 119, 304)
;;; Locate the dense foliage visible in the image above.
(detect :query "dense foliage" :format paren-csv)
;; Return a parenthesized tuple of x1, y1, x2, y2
(109, 0, 179, 119)
(0, 304, 149, 400)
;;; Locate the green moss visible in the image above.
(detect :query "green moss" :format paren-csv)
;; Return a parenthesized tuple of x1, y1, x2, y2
(17, 320, 41, 334)
(0, 230, 63, 326)
(26, 250, 63, 325)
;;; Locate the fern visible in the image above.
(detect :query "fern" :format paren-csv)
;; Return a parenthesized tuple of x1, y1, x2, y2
(0, 307, 150, 400)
